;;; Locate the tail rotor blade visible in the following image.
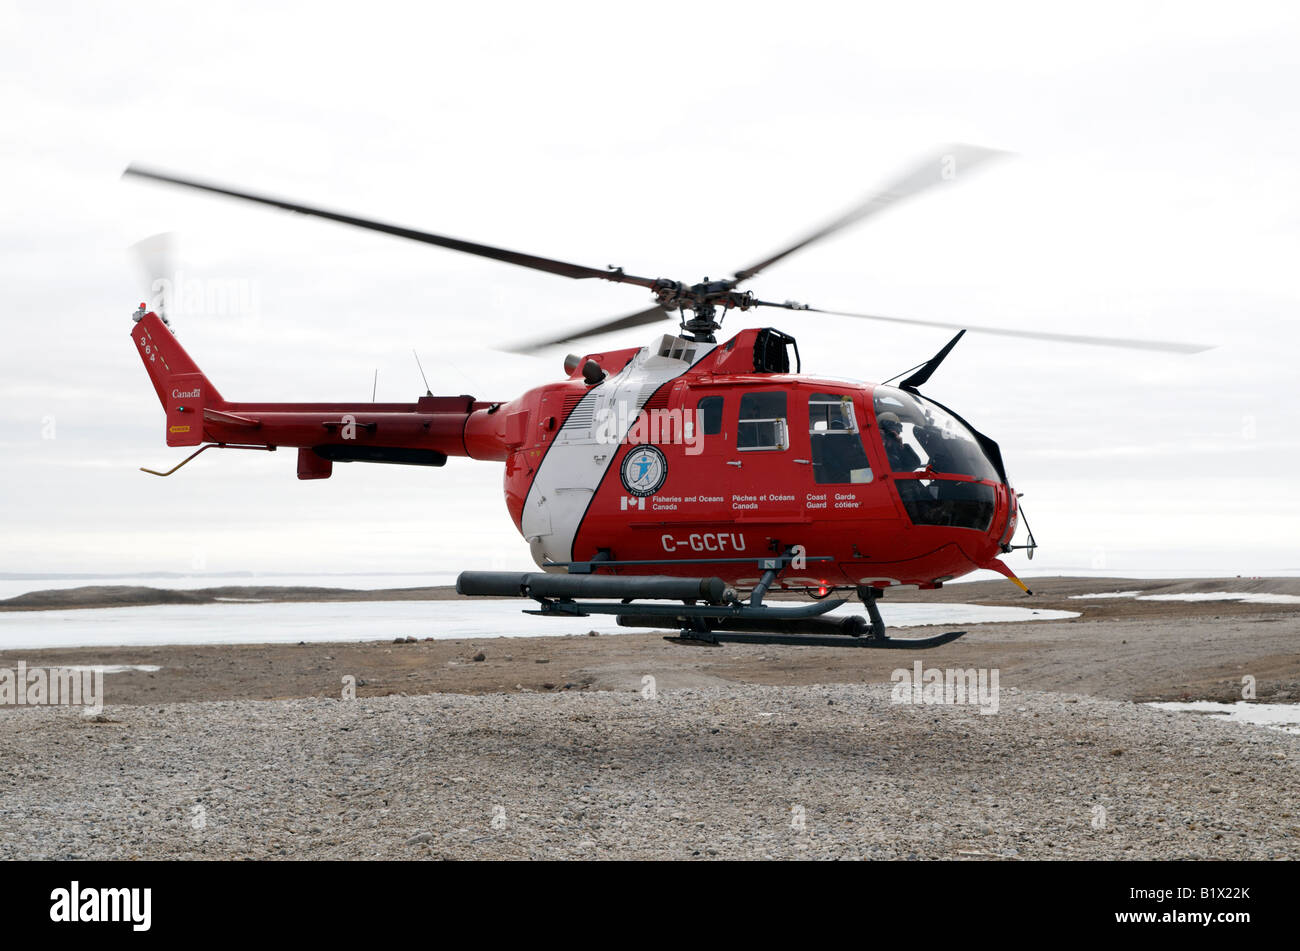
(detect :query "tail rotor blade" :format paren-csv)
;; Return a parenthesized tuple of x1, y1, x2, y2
(129, 231, 175, 321)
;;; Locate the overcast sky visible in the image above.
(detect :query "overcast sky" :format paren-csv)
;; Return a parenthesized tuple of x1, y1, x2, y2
(2, 1, 1298, 581)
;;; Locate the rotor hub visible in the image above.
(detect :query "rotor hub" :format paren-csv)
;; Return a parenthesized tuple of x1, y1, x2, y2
(653, 278, 760, 341)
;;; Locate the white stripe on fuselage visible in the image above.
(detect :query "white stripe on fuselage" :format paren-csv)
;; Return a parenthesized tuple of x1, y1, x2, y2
(521, 338, 716, 568)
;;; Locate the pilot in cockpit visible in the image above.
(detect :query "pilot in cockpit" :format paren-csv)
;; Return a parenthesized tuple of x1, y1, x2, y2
(877, 412, 921, 471)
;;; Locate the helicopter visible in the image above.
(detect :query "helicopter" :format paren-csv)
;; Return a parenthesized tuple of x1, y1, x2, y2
(123, 145, 1208, 649)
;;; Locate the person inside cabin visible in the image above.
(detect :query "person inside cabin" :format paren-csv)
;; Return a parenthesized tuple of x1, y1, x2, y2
(877, 412, 921, 471)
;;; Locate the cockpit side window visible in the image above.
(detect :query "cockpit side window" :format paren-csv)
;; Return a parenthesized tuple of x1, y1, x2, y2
(808, 392, 873, 484)
(697, 396, 723, 436)
(737, 391, 788, 451)
(872, 387, 1000, 482)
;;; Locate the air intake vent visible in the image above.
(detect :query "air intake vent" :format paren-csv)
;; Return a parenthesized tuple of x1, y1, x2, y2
(561, 393, 594, 432)
(656, 335, 697, 363)
(642, 386, 671, 411)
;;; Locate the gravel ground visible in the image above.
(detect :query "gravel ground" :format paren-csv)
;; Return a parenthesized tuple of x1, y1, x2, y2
(1, 683, 1296, 860)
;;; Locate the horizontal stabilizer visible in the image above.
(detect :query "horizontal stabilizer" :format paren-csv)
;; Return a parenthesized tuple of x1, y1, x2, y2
(203, 407, 261, 428)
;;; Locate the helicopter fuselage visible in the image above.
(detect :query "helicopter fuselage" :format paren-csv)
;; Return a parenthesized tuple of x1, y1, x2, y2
(472, 326, 1018, 591)
(133, 313, 1018, 593)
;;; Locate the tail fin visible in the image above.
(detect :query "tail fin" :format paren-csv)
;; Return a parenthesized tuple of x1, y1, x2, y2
(130, 310, 224, 447)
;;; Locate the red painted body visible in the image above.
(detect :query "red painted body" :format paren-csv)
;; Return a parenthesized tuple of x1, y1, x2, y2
(132, 312, 1019, 592)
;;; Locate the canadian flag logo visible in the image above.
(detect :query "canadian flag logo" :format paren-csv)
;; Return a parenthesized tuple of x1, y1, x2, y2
(620, 496, 645, 511)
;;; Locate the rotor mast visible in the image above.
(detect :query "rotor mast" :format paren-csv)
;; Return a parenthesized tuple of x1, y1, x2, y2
(652, 277, 758, 343)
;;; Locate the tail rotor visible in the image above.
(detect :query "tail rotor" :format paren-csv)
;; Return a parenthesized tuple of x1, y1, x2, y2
(129, 232, 176, 326)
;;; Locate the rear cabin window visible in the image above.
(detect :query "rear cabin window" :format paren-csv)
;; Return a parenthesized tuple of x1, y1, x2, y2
(737, 392, 788, 451)
(808, 392, 873, 484)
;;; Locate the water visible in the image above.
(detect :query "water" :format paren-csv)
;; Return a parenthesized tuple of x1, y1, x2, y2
(1147, 701, 1300, 735)
(0, 599, 1078, 650)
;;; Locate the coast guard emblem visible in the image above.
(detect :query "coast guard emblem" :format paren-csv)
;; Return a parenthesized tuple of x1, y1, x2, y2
(620, 445, 667, 497)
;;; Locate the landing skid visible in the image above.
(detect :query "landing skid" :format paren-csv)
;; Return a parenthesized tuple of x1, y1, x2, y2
(455, 550, 966, 651)
(622, 585, 966, 649)
(663, 630, 966, 649)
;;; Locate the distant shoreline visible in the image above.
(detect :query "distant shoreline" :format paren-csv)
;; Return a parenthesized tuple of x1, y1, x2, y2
(0, 584, 465, 612)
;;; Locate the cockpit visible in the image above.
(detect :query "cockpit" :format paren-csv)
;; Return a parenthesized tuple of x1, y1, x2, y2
(871, 386, 1004, 531)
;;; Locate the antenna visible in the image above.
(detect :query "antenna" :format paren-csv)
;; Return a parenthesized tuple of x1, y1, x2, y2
(412, 349, 433, 397)
(371, 369, 378, 402)
(880, 360, 927, 387)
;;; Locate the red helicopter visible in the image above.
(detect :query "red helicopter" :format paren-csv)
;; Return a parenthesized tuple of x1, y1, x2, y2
(124, 147, 1207, 648)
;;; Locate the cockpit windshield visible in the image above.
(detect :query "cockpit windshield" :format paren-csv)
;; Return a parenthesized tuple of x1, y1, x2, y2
(872, 386, 1000, 483)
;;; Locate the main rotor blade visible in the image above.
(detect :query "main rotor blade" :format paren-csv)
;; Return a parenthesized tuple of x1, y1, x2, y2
(122, 165, 660, 289)
(753, 301, 1213, 354)
(506, 305, 672, 353)
(733, 144, 1008, 284)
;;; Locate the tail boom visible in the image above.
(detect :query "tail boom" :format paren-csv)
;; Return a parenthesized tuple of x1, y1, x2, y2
(131, 309, 510, 476)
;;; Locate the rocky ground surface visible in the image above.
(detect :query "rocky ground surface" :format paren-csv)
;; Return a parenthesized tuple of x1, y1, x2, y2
(0, 683, 1295, 860)
(1, 576, 1296, 860)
